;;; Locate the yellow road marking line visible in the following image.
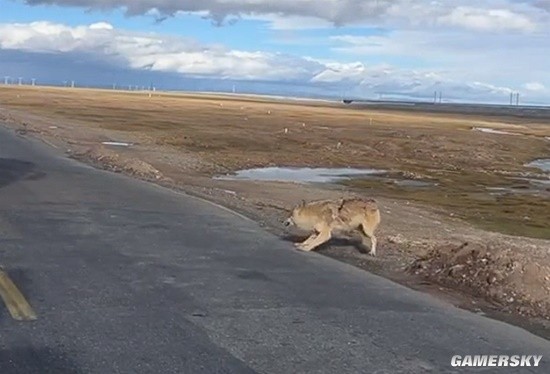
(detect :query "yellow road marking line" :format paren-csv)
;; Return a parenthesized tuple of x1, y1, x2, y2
(0, 269, 37, 321)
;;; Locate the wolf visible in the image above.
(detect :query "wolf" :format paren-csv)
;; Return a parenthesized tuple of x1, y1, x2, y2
(283, 198, 381, 255)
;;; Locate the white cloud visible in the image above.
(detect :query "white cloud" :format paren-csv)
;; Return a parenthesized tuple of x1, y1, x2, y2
(524, 82, 546, 91)
(329, 27, 550, 90)
(5, 1, 548, 105)
(0, 21, 321, 80)
(2, 20, 549, 103)
(22, 0, 546, 32)
(21, 0, 402, 25)
(437, 7, 536, 32)
(89, 22, 114, 30)
(311, 62, 513, 101)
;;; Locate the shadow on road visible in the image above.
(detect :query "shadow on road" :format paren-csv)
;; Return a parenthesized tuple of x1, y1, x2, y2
(0, 158, 44, 189)
(280, 233, 369, 254)
(0, 347, 82, 374)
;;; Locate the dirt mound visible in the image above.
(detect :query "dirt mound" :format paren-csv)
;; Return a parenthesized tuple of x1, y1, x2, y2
(73, 147, 163, 181)
(408, 240, 550, 319)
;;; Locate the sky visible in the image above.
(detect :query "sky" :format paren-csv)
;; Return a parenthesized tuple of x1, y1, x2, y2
(0, 0, 549, 104)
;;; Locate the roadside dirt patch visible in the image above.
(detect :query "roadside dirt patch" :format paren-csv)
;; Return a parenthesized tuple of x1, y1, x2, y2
(409, 239, 550, 318)
(72, 147, 164, 181)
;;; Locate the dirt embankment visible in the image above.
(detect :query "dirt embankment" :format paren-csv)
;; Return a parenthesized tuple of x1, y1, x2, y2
(0, 86, 549, 330)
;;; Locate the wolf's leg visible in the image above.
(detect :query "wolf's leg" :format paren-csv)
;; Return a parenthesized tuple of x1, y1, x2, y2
(360, 223, 377, 256)
(295, 232, 318, 248)
(356, 231, 371, 253)
(297, 229, 331, 252)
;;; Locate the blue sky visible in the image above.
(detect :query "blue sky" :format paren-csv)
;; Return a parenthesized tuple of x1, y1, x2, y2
(1, 0, 549, 103)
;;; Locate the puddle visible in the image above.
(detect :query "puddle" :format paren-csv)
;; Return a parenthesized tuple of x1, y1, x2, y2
(486, 187, 511, 193)
(215, 167, 439, 190)
(214, 167, 386, 184)
(486, 185, 548, 196)
(472, 127, 519, 136)
(526, 159, 550, 173)
(511, 177, 550, 187)
(215, 166, 545, 198)
(487, 173, 550, 197)
(393, 179, 436, 188)
(102, 141, 132, 147)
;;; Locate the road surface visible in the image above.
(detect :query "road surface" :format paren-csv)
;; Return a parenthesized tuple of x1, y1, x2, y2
(0, 124, 549, 373)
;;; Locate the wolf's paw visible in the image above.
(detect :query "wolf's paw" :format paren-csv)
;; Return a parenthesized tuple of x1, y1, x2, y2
(294, 243, 309, 251)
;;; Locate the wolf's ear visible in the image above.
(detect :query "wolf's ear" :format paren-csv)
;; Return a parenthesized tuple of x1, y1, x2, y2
(300, 199, 306, 207)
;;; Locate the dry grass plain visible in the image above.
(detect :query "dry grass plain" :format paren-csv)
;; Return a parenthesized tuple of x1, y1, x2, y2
(1, 85, 549, 327)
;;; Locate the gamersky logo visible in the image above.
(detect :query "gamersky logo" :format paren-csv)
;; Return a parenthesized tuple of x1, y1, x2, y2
(451, 355, 543, 367)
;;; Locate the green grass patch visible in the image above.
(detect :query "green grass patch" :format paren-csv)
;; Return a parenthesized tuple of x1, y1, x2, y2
(343, 172, 550, 240)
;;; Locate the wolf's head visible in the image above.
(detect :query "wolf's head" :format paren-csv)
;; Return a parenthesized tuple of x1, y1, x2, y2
(283, 200, 306, 227)
(283, 216, 294, 227)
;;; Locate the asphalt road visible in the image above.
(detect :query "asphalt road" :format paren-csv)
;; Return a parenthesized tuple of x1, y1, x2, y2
(0, 124, 549, 374)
